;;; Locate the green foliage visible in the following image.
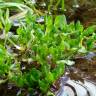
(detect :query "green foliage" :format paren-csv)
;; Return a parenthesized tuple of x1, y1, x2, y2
(0, 44, 11, 76)
(0, 9, 96, 95)
(0, 9, 11, 33)
(48, 0, 65, 12)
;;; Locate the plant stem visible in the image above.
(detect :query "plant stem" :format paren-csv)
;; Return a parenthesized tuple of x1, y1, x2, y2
(54, 0, 61, 10)
(61, 0, 64, 10)
(48, 0, 54, 12)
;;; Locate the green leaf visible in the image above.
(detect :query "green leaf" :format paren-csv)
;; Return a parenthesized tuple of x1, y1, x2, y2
(47, 91, 55, 96)
(0, 2, 28, 11)
(86, 38, 94, 50)
(52, 62, 65, 79)
(0, 44, 6, 61)
(5, 9, 11, 33)
(41, 65, 50, 76)
(45, 16, 53, 33)
(45, 72, 55, 83)
(75, 21, 83, 32)
(68, 22, 75, 32)
(30, 68, 41, 81)
(54, 15, 66, 30)
(83, 26, 95, 36)
(0, 21, 3, 29)
(39, 79, 49, 93)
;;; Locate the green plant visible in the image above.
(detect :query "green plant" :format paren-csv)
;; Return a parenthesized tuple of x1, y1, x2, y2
(48, 0, 65, 12)
(0, 9, 96, 95)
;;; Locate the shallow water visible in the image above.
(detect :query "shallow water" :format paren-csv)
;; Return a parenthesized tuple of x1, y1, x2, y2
(56, 52, 96, 96)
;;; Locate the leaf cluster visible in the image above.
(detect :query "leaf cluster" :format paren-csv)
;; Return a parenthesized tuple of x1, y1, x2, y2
(0, 9, 96, 95)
